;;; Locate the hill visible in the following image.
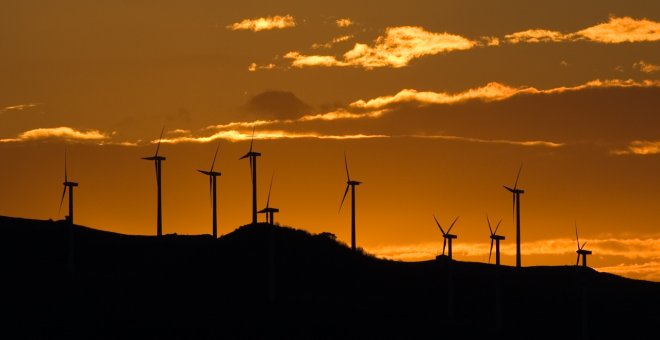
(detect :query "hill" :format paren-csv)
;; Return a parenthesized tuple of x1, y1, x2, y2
(1, 215, 658, 339)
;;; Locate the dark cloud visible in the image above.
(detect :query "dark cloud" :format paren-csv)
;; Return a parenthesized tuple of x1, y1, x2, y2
(241, 91, 312, 120)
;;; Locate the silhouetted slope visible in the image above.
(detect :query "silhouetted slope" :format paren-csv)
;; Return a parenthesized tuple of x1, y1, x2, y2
(1, 216, 658, 339)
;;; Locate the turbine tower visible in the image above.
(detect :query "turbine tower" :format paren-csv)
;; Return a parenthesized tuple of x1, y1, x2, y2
(198, 142, 221, 238)
(575, 223, 592, 267)
(258, 172, 279, 225)
(487, 215, 505, 266)
(142, 128, 166, 237)
(339, 153, 361, 252)
(59, 149, 78, 224)
(433, 215, 459, 260)
(239, 128, 261, 224)
(504, 164, 525, 268)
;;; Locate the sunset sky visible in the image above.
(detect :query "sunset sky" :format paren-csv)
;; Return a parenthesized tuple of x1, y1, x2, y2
(1, 1, 659, 281)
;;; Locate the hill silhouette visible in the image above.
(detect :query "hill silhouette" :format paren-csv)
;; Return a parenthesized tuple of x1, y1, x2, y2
(1, 215, 658, 339)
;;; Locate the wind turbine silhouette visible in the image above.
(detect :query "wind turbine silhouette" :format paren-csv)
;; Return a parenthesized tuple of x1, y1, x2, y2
(239, 128, 261, 225)
(142, 128, 166, 237)
(504, 164, 524, 268)
(197, 142, 221, 238)
(487, 215, 505, 266)
(339, 153, 361, 252)
(258, 172, 279, 225)
(433, 215, 459, 260)
(575, 223, 592, 267)
(59, 148, 78, 224)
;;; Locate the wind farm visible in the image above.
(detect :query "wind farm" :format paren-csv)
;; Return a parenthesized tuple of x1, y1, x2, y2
(1, 1, 660, 338)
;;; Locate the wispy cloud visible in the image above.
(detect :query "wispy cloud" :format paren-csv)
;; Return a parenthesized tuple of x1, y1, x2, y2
(248, 62, 276, 72)
(311, 35, 353, 49)
(336, 18, 353, 28)
(227, 15, 295, 32)
(349, 79, 660, 110)
(157, 129, 388, 144)
(575, 16, 660, 43)
(505, 29, 566, 43)
(0, 127, 109, 143)
(413, 134, 563, 148)
(0, 103, 39, 114)
(505, 16, 660, 44)
(633, 60, 660, 74)
(612, 140, 660, 155)
(298, 109, 387, 121)
(286, 26, 475, 69)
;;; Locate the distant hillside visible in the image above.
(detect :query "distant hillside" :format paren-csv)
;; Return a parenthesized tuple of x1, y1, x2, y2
(1, 215, 658, 339)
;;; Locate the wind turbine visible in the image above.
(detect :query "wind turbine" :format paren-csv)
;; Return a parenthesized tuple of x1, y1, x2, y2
(575, 223, 592, 267)
(239, 128, 261, 225)
(433, 215, 459, 260)
(258, 172, 279, 225)
(339, 153, 361, 252)
(487, 215, 505, 266)
(198, 142, 221, 238)
(142, 128, 166, 237)
(59, 148, 78, 224)
(504, 164, 525, 268)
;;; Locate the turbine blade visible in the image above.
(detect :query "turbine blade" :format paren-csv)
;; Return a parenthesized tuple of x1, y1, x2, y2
(494, 219, 503, 234)
(339, 185, 350, 213)
(489, 239, 494, 264)
(575, 222, 580, 250)
(209, 176, 212, 205)
(210, 142, 220, 172)
(155, 126, 164, 157)
(249, 156, 253, 182)
(344, 152, 350, 181)
(447, 216, 459, 234)
(58, 186, 67, 215)
(513, 163, 523, 190)
(433, 215, 445, 235)
(576, 254, 580, 266)
(266, 172, 274, 209)
(512, 194, 516, 227)
(442, 238, 447, 255)
(487, 214, 493, 235)
(582, 241, 587, 250)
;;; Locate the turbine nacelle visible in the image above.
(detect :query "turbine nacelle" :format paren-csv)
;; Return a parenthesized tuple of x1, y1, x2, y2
(197, 170, 221, 177)
(63, 181, 79, 187)
(239, 151, 261, 160)
(347, 180, 362, 186)
(503, 185, 525, 194)
(142, 156, 166, 161)
(258, 207, 280, 214)
(490, 234, 505, 241)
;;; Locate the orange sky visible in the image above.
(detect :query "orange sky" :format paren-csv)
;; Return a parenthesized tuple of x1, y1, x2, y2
(1, 1, 659, 281)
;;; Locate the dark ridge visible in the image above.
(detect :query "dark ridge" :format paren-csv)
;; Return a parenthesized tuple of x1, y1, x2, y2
(1, 215, 658, 339)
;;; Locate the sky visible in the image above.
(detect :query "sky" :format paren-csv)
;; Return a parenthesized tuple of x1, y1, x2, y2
(1, 0, 659, 281)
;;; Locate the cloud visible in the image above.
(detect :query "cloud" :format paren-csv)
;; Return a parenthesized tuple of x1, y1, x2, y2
(612, 140, 660, 155)
(227, 15, 295, 32)
(413, 134, 563, 148)
(241, 90, 312, 120)
(158, 130, 388, 144)
(505, 16, 660, 44)
(596, 261, 660, 282)
(633, 60, 660, 74)
(574, 16, 660, 43)
(336, 18, 353, 28)
(0, 103, 39, 114)
(248, 63, 276, 72)
(349, 79, 660, 110)
(0, 127, 109, 143)
(298, 109, 387, 121)
(505, 29, 566, 43)
(311, 35, 353, 49)
(286, 26, 476, 69)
